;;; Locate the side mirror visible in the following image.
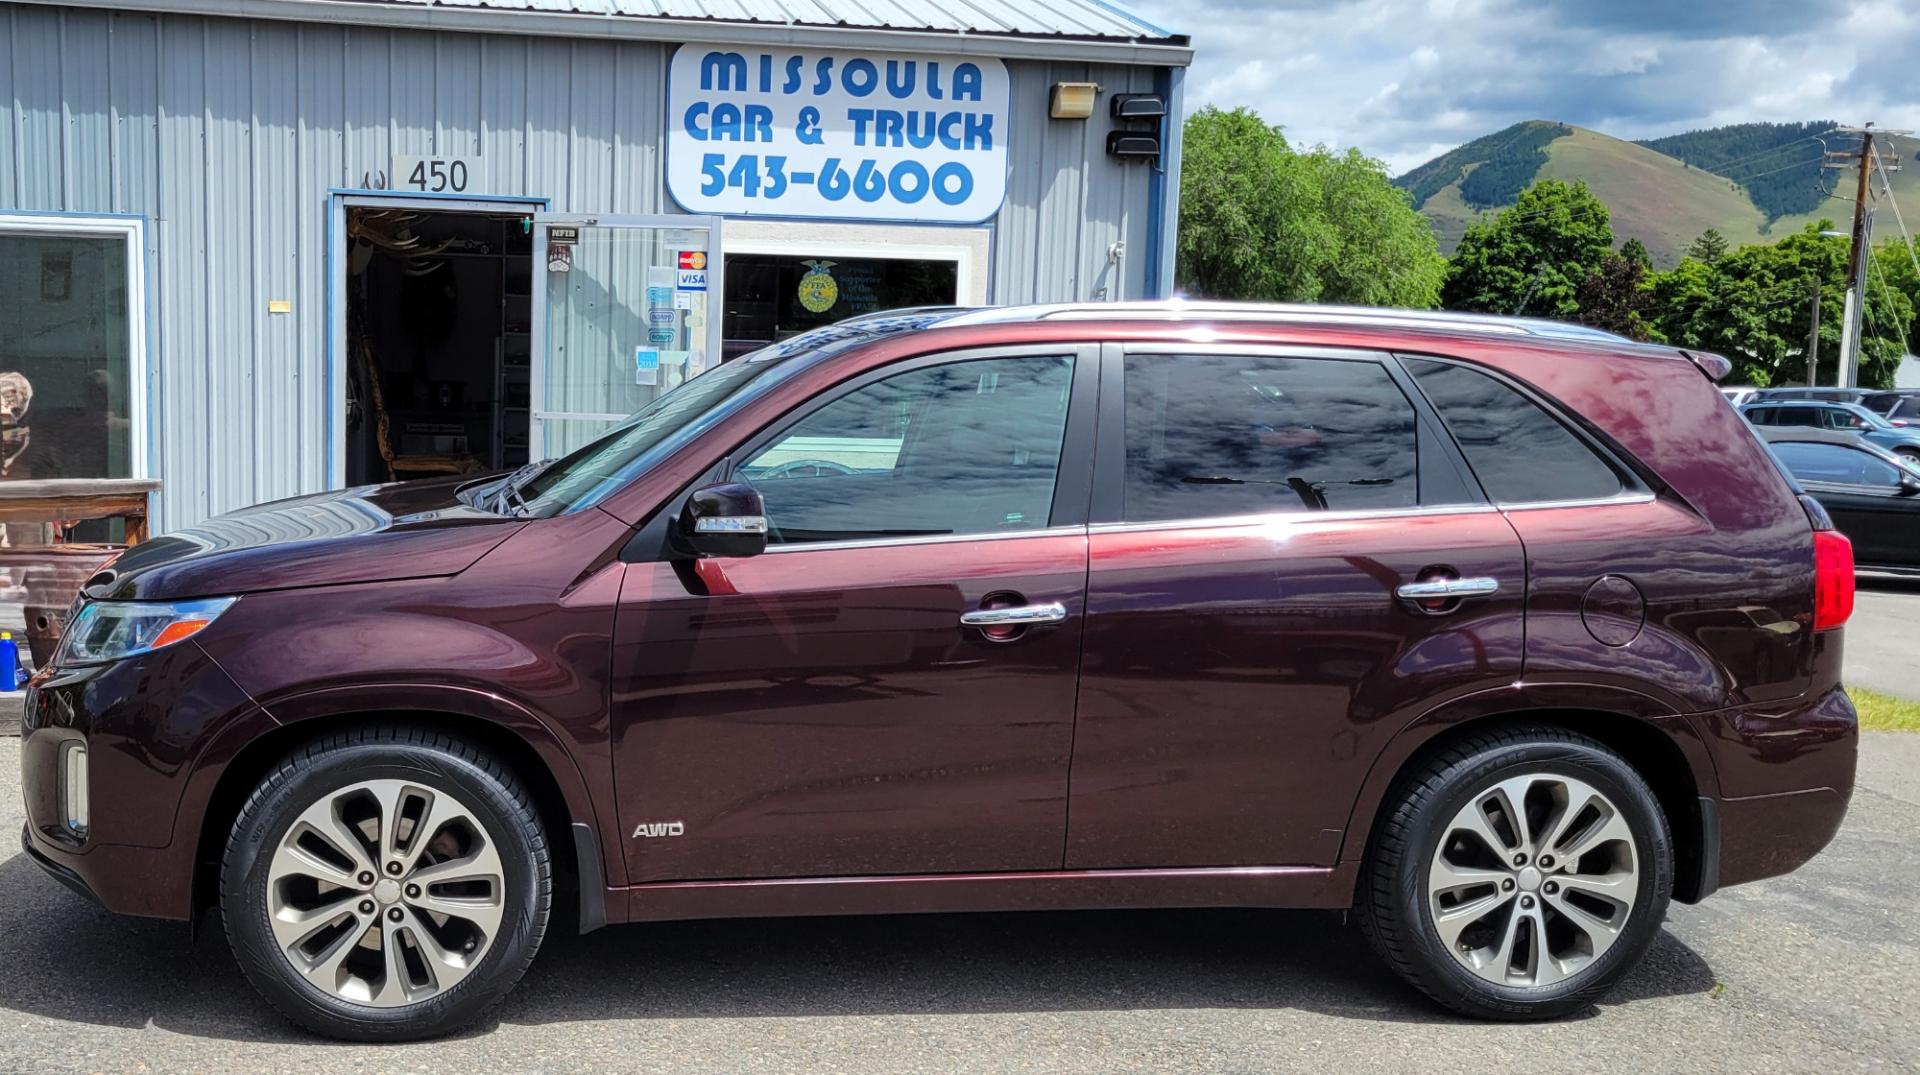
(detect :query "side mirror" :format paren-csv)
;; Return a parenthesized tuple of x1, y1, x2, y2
(1901, 473, 1920, 497)
(678, 482, 769, 558)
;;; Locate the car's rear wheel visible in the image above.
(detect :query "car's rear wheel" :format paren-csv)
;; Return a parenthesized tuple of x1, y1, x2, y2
(1359, 726, 1672, 1019)
(220, 728, 551, 1041)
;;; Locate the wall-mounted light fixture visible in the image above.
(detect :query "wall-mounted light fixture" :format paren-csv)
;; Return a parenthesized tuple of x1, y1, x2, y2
(1050, 82, 1100, 120)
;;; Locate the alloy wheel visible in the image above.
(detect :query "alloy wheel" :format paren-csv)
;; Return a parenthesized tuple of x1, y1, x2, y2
(1425, 772, 1639, 988)
(265, 779, 506, 1007)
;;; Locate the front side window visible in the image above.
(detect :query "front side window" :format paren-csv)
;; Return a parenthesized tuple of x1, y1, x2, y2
(1121, 354, 1419, 521)
(1404, 357, 1623, 504)
(1773, 442, 1904, 487)
(738, 355, 1074, 544)
(1820, 407, 1870, 431)
(0, 224, 139, 480)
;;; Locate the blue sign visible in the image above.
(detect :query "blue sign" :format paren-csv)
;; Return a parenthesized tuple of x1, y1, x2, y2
(646, 286, 672, 306)
(648, 308, 675, 326)
(648, 327, 677, 344)
(666, 46, 1010, 224)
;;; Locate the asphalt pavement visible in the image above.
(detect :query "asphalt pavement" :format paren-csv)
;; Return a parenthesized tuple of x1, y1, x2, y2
(1, 734, 1916, 1075)
(1851, 576, 1920, 700)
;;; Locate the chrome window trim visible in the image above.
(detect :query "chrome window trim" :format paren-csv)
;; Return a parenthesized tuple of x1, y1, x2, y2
(1084, 502, 1499, 535)
(1495, 491, 1657, 512)
(760, 524, 1089, 554)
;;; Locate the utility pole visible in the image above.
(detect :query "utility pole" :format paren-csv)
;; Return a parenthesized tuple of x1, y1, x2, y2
(1807, 277, 1821, 386)
(1829, 124, 1911, 386)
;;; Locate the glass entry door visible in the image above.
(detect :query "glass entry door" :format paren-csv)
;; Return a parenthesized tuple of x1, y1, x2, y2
(530, 215, 723, 459)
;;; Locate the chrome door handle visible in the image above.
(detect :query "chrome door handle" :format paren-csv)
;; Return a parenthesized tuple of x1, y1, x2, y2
(959, 602, 1069, 628)
(1395, 577, 1501, 602)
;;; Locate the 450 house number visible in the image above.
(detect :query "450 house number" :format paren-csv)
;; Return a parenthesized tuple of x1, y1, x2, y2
(392, 155, 472, 194)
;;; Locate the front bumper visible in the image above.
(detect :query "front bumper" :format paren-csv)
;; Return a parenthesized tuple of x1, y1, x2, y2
(19, 642, 266, 921)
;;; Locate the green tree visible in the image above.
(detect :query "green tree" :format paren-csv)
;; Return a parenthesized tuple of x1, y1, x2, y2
(1175, 106, 1445, 307)
(1648, 223, 1912, 387)
(1620, 237, 1652, 269)
(1687, 228, 1730, 264)
(1441, 179, 1616, 317)
(1298, 146, 1450, 306)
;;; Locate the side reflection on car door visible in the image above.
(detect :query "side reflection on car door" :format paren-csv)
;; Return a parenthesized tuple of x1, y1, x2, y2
(609, 346, 1099, 883)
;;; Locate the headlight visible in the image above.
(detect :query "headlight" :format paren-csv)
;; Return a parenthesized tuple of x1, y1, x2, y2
(56, 597, 237, 666)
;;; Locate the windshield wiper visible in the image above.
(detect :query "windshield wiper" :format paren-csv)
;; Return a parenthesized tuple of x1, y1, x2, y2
(485, 458, 555, 516)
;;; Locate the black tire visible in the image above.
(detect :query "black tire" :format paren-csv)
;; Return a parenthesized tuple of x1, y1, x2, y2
(220, 727, 552, 1041)
(1358, 725, 1672, 1020)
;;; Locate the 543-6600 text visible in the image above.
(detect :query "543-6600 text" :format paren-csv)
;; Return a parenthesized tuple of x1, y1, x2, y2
(700, 153, 974, 206)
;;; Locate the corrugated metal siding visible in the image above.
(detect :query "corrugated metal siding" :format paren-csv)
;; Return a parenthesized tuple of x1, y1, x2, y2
(1, 3, 1166, 530)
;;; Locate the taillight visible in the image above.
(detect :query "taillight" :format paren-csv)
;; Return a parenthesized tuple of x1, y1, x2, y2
(1813, 528, 1854, 631)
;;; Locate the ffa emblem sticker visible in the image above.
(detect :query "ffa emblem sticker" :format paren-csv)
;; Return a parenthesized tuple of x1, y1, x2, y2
(797, 260, 839, 314)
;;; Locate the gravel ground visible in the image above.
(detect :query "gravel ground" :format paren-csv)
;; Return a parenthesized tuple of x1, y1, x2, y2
(1, 734, 1915, 1074)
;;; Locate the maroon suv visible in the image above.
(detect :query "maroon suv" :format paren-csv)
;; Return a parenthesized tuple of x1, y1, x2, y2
(21, 304, 1857, 1040)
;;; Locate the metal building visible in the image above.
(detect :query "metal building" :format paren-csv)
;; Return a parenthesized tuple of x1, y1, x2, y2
(0, 0, 1190, 530)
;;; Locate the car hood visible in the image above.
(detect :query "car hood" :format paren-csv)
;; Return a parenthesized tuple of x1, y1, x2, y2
(92, 476, 524, 601)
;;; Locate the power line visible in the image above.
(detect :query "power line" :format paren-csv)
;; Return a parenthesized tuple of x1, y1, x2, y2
(1868, 142, 1920, 284)
(1719, 151, 1827, 184)
(1869, 247, 1914, 358)
(1693, 132, 1833, 176)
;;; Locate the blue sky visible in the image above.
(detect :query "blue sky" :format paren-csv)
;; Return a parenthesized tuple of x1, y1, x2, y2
(1123, 0, 1920, 174)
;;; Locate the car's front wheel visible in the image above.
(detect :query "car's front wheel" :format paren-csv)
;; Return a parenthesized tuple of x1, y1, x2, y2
(1359, 726, 1672, 1019)
(220, 728, 551, 1041)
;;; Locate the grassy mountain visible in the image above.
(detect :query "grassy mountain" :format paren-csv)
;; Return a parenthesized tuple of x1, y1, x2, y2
(1396, 120, 1920, 266)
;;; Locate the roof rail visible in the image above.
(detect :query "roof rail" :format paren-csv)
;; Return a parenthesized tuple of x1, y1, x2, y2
(941, 302, 1635, 345)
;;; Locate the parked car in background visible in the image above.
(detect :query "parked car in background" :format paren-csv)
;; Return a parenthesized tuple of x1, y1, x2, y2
(1752, 386, 1920, 419)
(21, 304, 1858, 1040)
(1759, 427, 1920, 574)
(1740, 399, 1920, 461)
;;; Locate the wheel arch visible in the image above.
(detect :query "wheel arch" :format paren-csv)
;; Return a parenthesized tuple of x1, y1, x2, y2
(189, 686, 619, 930)
(1340, 688, 1718, 905)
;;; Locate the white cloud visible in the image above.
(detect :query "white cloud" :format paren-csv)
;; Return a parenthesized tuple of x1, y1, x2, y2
(1126, 0, 1920, 174)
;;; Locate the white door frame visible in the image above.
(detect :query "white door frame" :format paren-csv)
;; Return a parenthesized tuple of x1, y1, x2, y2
(720, 221, 990, 307)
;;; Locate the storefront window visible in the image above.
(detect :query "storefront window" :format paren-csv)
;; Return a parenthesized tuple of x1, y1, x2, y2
(0, 228, 135, 480)
(722, 254, 959, 362)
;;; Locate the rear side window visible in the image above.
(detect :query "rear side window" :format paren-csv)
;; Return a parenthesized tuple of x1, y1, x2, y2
(1743, 407, 1775, 426)
(1403, 357, 1622, 504)
(1121, 354, 1419, 521)
(1890, 398, 1920, 420)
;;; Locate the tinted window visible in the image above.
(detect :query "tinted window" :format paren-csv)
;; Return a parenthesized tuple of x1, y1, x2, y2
(1771, 407, 1822, 428)
(1743, 407, 1774, 426)
(1121, 354, 1418, 521)
(738, 355, 1073, 543)
(1773, 442, 1905, 487)
(1892, 398, 1920, 421)
(1404, 358, 1622, 504)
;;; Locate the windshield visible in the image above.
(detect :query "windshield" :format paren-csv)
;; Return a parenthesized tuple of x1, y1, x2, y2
(514, 358, 786, 516)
